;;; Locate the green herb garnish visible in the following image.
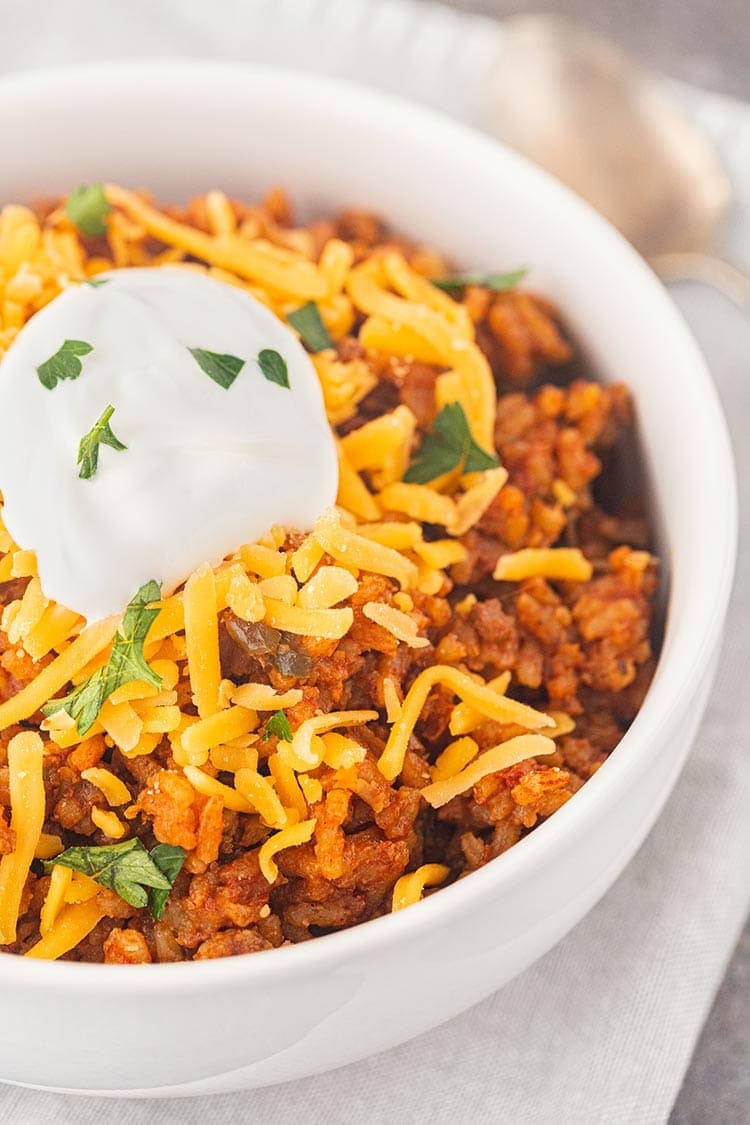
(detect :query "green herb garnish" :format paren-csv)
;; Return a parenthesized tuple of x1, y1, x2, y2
(257, 348, 290, 389)
(287, 302, 333, 352)
(433, 267, 527, 293)
(83, 277, 110, 288)
(77, 404, 127, 480)
(42, 580, 162, 735)
(261, 709, 293, 742)
(36, 339, 93, 390)
(65, 183, 111, 238)
(147, 844, 187, 920)
(188, 347, 245, 389)
(45, 839, 184, 916)
(403, 402, 500, 484)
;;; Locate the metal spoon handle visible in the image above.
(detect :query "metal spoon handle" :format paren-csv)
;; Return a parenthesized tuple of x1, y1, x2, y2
(650, 252, 750, 312)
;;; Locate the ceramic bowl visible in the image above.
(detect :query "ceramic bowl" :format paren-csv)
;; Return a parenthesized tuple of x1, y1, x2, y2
(0, 62, 736, 1097)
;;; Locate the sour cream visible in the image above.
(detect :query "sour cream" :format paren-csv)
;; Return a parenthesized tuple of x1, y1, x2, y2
(0, 269, 338, 622)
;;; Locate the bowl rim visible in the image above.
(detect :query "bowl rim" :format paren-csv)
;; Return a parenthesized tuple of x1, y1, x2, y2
(0, 59, 737, 993)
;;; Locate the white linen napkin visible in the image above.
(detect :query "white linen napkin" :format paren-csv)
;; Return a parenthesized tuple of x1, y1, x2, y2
(0, 2, 748, 1120)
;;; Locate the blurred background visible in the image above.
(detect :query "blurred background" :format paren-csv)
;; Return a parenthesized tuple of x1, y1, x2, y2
(433, 0, 750, 98)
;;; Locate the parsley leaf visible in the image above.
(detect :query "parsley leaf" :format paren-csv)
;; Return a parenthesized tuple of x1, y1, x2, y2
(287, 302, 333, 352)
(42, 580, 162, 735)
(403, 402, 500, 484)
(77, 404, 127, 480)
(83, 277, 110, 288)
(42, 667, 107, 738)
(257, 348, 290, 389)
(45, 839, 174, 912)
(65, 183, 111, 238)
(433, 267, 527, 293)
(261, 709, 293, 742)
(36, 339, 93, 390)
(188, 347, 245, 389)
(148, 844, 187, 920)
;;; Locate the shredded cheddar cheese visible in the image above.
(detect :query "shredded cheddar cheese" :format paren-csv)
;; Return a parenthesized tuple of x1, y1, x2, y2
(0, 732, 46, 944)
(421, 734, 557, 808)
(0, 189, 633, 963)
(392, 864, 450, 911)
(25, 899, 106, 960)
(362, 602, 429, 648)
(184, 562, 222, 718)
(493, 547, 593, 583)
(378, 666, 553, 782)
(258, 818, 316, 883)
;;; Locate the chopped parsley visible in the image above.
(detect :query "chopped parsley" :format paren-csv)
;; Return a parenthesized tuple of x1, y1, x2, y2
(36, 339, 93, 390)
(45, 839, 184, 916)
(147, 844, 187, 920)
(257, 348, 290, 389)
(404, 402, 500, 484)
(83, 277, 110, 288)
(287, 302, 333, 352)
(42, 580, 162, 735)
(433, 267, 527, 293)
(261, 709, 293, 742)
(188, 347, 245, 389)
(65, 183, 111, 238)
(77, 404, 127, 480)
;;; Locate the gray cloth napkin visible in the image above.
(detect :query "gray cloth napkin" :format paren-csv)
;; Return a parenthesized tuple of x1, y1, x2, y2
(0, 2, 748, 1121)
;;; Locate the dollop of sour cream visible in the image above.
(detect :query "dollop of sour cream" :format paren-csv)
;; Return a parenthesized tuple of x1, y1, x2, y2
(0, 269, 338, 622)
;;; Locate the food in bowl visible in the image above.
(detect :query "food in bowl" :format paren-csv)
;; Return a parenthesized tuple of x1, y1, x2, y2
(0, 184, 658, 963)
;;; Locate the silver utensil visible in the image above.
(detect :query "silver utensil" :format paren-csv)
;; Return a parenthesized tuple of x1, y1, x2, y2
(485, 14, 750, 308)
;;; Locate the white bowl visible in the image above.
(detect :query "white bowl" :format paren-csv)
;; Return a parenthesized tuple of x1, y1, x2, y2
(0, 62, 736, 1097)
